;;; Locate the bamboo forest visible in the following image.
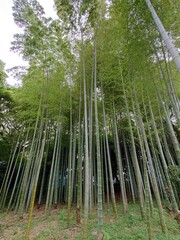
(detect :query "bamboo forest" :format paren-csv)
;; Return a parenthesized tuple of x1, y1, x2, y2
(0, 0, 180, 239)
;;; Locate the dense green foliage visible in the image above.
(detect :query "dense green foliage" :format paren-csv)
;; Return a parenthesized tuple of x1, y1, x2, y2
(0, 0, 180, 239)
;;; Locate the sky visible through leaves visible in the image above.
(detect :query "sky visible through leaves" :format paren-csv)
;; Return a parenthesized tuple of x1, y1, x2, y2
(0, 0, 57, 86)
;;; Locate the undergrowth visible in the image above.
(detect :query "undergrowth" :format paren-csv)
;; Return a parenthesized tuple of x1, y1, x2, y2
(0, 203, 179, 239)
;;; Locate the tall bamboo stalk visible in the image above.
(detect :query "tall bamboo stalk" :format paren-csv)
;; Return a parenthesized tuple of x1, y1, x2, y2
(94, 39, 103, 234)
(145, 0, 180, 73)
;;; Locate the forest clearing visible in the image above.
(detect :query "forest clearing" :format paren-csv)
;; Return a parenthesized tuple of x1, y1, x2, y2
(0, 0, 180, 239)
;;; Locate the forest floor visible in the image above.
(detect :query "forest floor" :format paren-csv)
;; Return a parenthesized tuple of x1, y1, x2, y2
(0, 204, 179, 240)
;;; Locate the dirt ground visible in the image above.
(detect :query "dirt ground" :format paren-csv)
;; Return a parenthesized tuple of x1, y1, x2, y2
(0, 208, 81, 240)
(0, 205, 179, 240)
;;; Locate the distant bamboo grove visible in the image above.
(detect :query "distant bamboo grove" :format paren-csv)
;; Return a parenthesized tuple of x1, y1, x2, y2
(0, 1, 180, 239)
